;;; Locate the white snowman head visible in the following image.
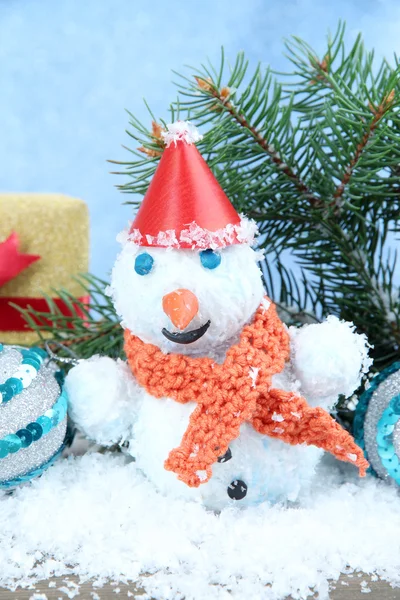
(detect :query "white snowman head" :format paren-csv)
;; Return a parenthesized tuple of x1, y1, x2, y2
(110, 122, 265, 357)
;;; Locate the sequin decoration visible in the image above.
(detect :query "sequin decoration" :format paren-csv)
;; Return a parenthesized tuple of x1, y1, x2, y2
(0, 347, 46, 404)
(0, 344, 67, 487)
(353, 361, 400, 483)
(0, 392, 67, 460)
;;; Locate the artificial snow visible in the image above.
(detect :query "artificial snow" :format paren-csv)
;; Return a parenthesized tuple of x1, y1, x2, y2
(1, 451, 400, 600)
(271, 412, 284, 422)
(161, 121, 203, 147)
(261, 297, 271, 312)
(127, 217, 258, 250)
(248, 366, 259, 388)
(360, 580, 372, 593)
(58, 580, 80, 598)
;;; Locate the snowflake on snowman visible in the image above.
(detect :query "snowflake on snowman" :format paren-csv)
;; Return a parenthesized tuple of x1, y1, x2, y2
(66, 121, 371, 510)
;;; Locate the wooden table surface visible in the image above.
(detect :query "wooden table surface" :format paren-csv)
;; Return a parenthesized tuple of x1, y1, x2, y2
(1, 574, 400, 599)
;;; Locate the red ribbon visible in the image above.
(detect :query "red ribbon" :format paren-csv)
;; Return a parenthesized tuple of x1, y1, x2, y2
(0, 231, 90, 332)
(0, 232, 41, 287)
(0, 296, 90, 331)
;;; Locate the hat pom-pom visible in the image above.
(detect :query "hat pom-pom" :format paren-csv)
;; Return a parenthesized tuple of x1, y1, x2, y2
(162, 121, 203, 147)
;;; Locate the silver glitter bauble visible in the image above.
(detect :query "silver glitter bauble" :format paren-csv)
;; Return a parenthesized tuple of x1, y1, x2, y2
(0, 344, 67, 489)
(353, 361, 400, 485)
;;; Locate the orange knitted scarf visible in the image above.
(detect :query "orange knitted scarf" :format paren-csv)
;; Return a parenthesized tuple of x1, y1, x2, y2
(124, 299, 368, 488)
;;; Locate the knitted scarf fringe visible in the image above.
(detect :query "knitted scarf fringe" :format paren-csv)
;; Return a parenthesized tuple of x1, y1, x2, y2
(124, 299, 368, 488)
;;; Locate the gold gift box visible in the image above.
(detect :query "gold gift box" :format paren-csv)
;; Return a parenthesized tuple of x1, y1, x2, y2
(0, 193, 89, 345)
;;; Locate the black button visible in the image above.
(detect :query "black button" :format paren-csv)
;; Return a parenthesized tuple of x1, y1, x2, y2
(227, 479, 248, 500)
(217, 447, 232, 463)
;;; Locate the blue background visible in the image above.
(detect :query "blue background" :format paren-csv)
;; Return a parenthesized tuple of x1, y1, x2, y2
(1, 0, 398, 277)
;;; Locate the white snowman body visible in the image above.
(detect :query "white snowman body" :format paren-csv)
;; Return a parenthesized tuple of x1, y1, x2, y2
(66, 240, 371, 510)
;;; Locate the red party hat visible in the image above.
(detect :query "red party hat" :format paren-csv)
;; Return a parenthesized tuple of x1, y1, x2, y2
(129, 122, 255, 249)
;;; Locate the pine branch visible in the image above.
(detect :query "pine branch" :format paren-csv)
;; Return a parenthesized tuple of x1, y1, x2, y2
(194, 76, 322, 206)
(15, 275, 124, 360)
(333, 90, 396, 200)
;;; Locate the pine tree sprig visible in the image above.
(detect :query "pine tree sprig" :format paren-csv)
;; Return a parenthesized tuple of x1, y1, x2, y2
(14, 275, 123, 360)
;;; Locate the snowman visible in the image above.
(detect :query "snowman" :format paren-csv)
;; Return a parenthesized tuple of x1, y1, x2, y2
(66, 121, 371, 510)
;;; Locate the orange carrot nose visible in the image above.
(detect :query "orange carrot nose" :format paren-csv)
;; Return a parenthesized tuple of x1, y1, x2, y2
(162, 289, 199, 330)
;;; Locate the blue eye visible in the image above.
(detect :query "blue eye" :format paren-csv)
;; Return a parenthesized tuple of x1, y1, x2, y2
(135, 252, 154, 275)
(200, 249, 221, 270)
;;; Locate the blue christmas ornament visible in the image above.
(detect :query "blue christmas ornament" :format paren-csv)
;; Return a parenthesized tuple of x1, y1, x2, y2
(0, 344, 68, 489)
(353, 361, 400, 484)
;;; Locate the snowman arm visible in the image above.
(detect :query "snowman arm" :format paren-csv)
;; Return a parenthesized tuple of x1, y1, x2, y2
(289, 316, 372, 409)
(65, 355, 140, 446)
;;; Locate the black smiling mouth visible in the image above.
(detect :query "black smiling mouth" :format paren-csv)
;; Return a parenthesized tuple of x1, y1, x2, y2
(162, 320, 211, 344)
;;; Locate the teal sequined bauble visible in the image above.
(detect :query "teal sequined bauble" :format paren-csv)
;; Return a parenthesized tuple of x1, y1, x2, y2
(0, 344, 67, 489)
(353, 361, 400, 485)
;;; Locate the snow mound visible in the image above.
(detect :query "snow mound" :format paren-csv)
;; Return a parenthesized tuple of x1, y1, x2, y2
(1, 452, 400, 600)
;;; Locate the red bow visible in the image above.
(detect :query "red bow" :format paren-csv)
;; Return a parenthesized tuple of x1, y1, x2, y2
(0, 232, 89, 333)
(0, 232, 41, 287)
